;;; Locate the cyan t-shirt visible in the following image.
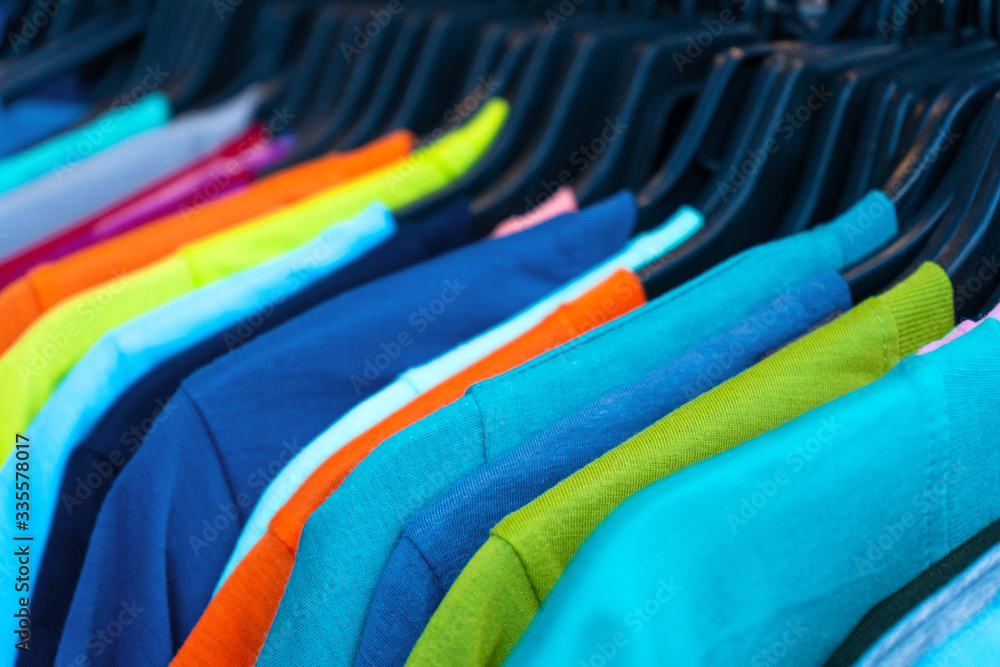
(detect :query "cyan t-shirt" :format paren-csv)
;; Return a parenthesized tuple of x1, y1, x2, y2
(52, 195, 635, 667)
(258, 190, 898, 667)
(354, 270, 852, 667)
(506, 320, 1000, 667)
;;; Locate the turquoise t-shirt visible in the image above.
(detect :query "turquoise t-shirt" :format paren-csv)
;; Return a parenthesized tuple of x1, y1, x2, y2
(0, 91, 171, 194)
(258, 191, 899, 667)
(507, 320, 1000, 667)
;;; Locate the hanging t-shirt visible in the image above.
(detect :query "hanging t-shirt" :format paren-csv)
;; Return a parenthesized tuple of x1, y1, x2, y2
(258, 190, 900, 667)
(0, 98, 509, 458)
(0, 128, 414, 353)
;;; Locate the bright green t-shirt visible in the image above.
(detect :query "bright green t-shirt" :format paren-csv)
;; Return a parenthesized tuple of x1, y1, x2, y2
(0, 99, 510, 459)
(407, 262, 954, 667)
(0, 92, 172, 194)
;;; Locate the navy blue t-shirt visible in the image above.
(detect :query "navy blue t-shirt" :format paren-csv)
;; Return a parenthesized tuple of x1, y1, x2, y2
(353, 270, 852, 667)
(54, 193, 637, 667)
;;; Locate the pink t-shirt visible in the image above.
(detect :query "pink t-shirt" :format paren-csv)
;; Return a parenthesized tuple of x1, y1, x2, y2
(918, 302, 1000, 354)
(490, 186, 579, 238)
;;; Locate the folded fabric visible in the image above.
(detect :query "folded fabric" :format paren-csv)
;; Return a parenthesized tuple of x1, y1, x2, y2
(53, 191, 629, 667)
(220, 200, 699, 585)
(0, 129, 413, 353)
(0, 87, 261, 260)
(0, 124, 283, 291)
(19, 199, 478, 667)
(172, 268, 649, 667)
(357, 270, 852, 667)
(0, 91, 171, 194)
(0, 98, 509, 458)
(505, 309, 998, 667)
(258, 190, 899, 667)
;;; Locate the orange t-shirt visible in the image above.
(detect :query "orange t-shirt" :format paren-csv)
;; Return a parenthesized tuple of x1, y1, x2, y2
(170, 268, 647, 667)
(0, 131, 414, 353)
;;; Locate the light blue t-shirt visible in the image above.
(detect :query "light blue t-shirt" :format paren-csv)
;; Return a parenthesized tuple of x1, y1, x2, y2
(0, 91, 171, 196)
(859, 540, 1000, 666)
(0, 204, 394, 667)
(506, 320, 1000, 667)
(257, 191, 899, 667)
(217, 204, 703, 588)
(0, 88, 259, 259)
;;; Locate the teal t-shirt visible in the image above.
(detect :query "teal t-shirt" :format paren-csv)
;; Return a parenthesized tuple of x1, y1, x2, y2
(507, 320, 1000, 667)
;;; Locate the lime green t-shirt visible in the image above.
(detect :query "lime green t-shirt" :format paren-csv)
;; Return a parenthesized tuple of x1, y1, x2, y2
(407, 262, 954, 667)
(0, 98, 510, 459)
(0, 92, 172, 194)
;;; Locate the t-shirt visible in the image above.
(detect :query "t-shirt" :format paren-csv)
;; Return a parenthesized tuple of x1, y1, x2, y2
(170, 269, 649, 667)
(0, 98, 509, 459)
(0, 91, 171, 194)
(0, 124, 280, 291)
(411, 264, 954, 667)
(52, 196, 632, 667)
(502, 313, 999, 667)
(0, 87, 260, 259)
(489, 187, 579, 238)
(14, 201, 477, 667)
(0, 128, 414, 354)
(258, 190, 900, 667)
(357, 271, 852, 667)
(221, 201, 700, 584)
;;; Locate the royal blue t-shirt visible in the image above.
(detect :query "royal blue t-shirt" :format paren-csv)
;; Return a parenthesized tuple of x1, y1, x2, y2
(353, 271, 852, 667)
(22, 198, 476, 667)
(53, 193, 637, 667)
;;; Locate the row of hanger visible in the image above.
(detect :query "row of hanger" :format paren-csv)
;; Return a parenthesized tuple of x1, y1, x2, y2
(4, 0, 1000, 317)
